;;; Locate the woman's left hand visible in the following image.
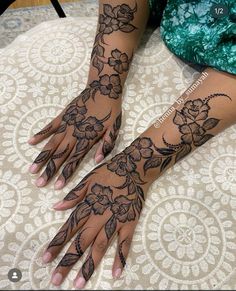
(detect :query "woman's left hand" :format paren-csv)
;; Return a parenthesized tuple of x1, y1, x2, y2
(42, 138, 153, 288)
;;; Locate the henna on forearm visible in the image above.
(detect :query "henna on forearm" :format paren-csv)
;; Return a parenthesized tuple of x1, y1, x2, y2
(106, 91, 235, 188)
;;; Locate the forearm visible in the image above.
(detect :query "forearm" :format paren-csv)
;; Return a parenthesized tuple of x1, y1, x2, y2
(86, 0, 150, 89)
(127, 67, 236, 183)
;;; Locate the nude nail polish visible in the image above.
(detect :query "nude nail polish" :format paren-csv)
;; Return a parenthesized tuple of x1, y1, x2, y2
(114, 268, 122, 279)
(51, 273, 63, 286)
(42, 252, 52, 263)
(54, 180, 64, 190)
(35, 177, 45, 187)
(75, 277, 86, 289)
(95, 154, 104, 164)
(28, 137, 35, 144)
(29, 163, 38, 173)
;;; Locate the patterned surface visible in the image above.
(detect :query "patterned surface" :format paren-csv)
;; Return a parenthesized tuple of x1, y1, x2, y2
(0, 16, 236, 290)
(0, 0, 98, 48)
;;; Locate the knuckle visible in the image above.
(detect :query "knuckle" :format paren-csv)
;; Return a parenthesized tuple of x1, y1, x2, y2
(123, 236, 132, 248)
(94, 239, 107, 253)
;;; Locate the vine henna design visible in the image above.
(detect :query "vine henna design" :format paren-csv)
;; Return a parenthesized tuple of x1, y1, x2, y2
(106, 93, 231, 178)
(102, 112, 122, 158)
(48, 183, 144, 250)
(92, 3, 137, 74)
(118, 239, 126, 268)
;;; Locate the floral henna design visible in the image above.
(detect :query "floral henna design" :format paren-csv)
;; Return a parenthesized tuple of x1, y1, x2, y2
(102, 112, 122, 158)
(48, 182, 144, 254)
(106, 93, 231, 185)
(92, 3, 137, 74)
(61, 111, 111, 183)
(110, 93, 231, 178)
(108, 49, 132, 74)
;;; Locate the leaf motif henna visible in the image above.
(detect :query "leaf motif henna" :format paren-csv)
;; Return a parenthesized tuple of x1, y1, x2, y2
(34, 149, 51, 164)
(35, 124, 53, 136)
(102, 112, 122, 157)
(82, 254, 95, 281)
(48, 229, 68, 248)
(45, 159, 56, 181)
(105, 214, 117, 240)
(58, 253, 80, 267)
(118, 239, 126, 268)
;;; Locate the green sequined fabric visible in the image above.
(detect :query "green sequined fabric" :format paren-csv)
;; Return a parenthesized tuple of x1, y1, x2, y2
(148, 0, 236, 75)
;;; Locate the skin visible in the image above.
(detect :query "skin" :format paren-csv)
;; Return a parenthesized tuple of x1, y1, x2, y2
(42, 67, 236, 289)
(27, 0, 150, 190)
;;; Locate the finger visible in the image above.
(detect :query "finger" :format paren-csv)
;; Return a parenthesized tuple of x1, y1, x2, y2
(29, 129, 67, 178)
(94, 126, 113, 164)
(53, 171, 93, 211)
(55, 138, 95, 190)
(73, 221, 118, 289)
(28, 114, 63, 145)
(53, 162, 107, 210)
(50, 215, 107, 287)
(95, 112, 122, 164)
(36, 137, 75, 188)
(112, 222, 136, 279)
(42, 201, 91, 263)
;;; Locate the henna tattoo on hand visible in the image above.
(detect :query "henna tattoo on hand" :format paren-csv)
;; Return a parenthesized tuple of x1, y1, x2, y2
(102, 112, 122, 158)
(118, 239, 126, 268)
(33, 149, 52, 165)
(82, 254, 95, 281)
(34, 124, 53, 136)
(61, 111, 111, 183)
(43, 143, 70, 181)
(48, 181, 144, 252)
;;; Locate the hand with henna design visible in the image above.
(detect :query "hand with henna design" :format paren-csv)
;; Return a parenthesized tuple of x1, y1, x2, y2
(28, 89, 122, 190)
(42, 67, 236, 288)
(27, 0, 150, 190)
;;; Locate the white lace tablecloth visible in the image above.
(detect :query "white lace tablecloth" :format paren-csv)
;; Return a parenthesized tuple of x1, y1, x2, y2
(0, 17, 236, 290)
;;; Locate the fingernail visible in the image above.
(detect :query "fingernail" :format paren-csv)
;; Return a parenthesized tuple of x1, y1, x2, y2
(29, 163, 38, 173)
(35, 177, 45, 187)
(95, 154, 104, 164)
(114, 268, 122, 279)
(54, 180, 64, 190)
(74, 277, 86, 289)
(42, 252, 52, 263)
(51, 272, 63, 286)
(28, 137, 35, 144)
(53, 201, 64, 209)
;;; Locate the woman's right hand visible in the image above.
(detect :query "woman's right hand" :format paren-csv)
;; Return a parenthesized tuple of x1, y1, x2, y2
(28, 78, 122, 190)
